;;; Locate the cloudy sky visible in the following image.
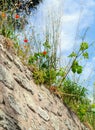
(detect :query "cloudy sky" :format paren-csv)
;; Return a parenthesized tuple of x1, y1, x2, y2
(20, 0, 95, 98)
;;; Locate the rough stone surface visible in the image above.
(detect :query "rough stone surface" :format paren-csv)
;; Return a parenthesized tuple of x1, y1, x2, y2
(37, 107, 50, 121)
(0, 36, 91, 130)
(0, 109, 22, 130)
(0, 64, 15, 90)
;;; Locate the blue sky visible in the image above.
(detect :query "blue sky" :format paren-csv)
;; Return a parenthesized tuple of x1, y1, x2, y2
(18, 0, 95, 99)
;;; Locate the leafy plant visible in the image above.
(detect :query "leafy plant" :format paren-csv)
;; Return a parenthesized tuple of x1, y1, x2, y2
(80, 42, 88, 51)
(77, 103, 89, 121)
(60, 79, 92, 122)
(62, 80, 87, 103)
(33, 69, 46, 84)
(71, 61, 83, 74)
(58, 41, 89, 87)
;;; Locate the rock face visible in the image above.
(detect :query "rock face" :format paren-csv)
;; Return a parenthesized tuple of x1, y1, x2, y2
(0, 35, 89, 130)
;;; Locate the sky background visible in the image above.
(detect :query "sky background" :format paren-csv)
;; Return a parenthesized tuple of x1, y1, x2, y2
(18, 0, 95, 99)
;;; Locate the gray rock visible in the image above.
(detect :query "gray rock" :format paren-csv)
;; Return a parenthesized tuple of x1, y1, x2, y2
(6, 51, 14, 61)
(0, 109, 21, 130)
(8, 95, 22, 115)
(0, 44, 5, 51)
(24, 93, 37, 113)
(25, 93, 49, 121)
(0, 64, 15, 89)
(14, 57, 24, 72)
(3, 59, 12, 69)
(64, 119, 73, 130)
(38, 93, 44, 101)
(57, 106, 64, 116)
(31, 120, 39, 130)
(38, 125, 48, 130)
(14, 73, 34, 95)
(37, 107, 50, 121)
(50, 113, 60, 130)
(28, 128, 32, 130)
(25, 69, 32, 80)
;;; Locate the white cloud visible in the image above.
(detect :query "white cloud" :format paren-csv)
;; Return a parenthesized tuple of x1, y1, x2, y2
(81, 62, 94, 80)
(28, 0, 95, 53)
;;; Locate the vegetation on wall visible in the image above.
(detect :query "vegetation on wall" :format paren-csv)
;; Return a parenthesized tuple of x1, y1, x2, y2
(0, 0, 95, 129)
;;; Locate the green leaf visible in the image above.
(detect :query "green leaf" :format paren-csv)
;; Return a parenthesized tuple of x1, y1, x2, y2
(14, 43, 19, 49)
(41, 63, 48, 69)
(77, 66, 82, 74)
(82, 52, 89, 59)
(72, 67, 76, 73)
(57, 68, 65, 76)
(68, 52, 77, 57)
(43, 40, 51, 49)
(80, 42, 88, 51)
(28, 55, 35, 64)
(71, 61, 83, 74)
(72, 61, 79, 67)
(71, 61, 78, 73)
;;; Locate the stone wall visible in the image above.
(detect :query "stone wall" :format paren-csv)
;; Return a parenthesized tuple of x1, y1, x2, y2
(0, 35, 90, 130)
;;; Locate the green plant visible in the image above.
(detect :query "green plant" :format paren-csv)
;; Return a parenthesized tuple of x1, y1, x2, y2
(28, 39, 59, 85)
(33, 69, 46, 84)
(44, 68, 57, 85)
(61, 80, 87, 103)
(69, 42, 89, 74)
(59, 42, 89, 87)
(77, 104, 88, 121)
